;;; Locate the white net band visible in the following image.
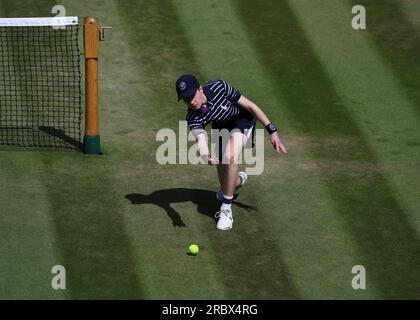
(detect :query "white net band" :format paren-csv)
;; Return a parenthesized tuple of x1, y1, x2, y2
(0, 17, 78, 27)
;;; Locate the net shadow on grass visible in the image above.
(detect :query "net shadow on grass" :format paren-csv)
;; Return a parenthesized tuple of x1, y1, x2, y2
(125, 189, 256, 228)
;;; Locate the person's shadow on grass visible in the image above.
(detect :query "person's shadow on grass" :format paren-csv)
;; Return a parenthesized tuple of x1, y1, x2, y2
(125, 188, 257, 227)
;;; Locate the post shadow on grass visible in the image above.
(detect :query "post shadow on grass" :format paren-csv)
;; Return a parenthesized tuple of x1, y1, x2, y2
(39, 127, 83, 150)
(0, 126, 82, 150)
(125, 189, 256, 228)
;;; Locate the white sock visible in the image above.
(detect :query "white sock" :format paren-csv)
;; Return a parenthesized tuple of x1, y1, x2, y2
(220, 195, 233, 211)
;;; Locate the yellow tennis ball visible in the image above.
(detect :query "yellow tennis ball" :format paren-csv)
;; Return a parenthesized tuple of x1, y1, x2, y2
(189, 244, 199, 255)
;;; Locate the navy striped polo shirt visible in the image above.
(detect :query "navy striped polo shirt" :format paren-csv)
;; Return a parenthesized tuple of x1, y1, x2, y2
(186, 79, 243, 136)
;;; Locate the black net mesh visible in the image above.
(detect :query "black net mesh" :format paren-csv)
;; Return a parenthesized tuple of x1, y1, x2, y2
(0, 22, 82, 149)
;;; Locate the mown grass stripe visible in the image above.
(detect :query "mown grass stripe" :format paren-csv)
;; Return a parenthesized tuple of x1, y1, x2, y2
(285, 0, 420, 298)
(1, 0, 145, 299)
(172, 0, 370, 299)
(0, 1, 67, 299)
(400, 0, 420, 32)
(0, 154, 67, 299)
(230, 0, 420, 298)
(172, 0, 303, 299)
(348, 0, 420, 119)
(113, 0, 228, 298)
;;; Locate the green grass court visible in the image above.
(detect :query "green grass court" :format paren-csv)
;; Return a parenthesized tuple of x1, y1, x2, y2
(1, 0, 420, 299)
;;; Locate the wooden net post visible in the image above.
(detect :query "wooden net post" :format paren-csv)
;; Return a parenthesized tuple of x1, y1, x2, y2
(83, 17, 101, 154)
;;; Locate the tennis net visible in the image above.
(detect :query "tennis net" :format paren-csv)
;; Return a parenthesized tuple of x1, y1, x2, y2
(0, 17, 82, 149)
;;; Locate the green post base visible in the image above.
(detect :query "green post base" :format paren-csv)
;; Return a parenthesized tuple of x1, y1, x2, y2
(83, 135, 101, 155)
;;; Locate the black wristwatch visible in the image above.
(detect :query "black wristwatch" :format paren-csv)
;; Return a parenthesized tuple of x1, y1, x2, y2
(265, 123, 278, 135)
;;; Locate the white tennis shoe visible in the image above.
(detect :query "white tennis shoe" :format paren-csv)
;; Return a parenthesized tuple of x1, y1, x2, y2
(238, 171, 248, 186)
(215, 209, 233, 230)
